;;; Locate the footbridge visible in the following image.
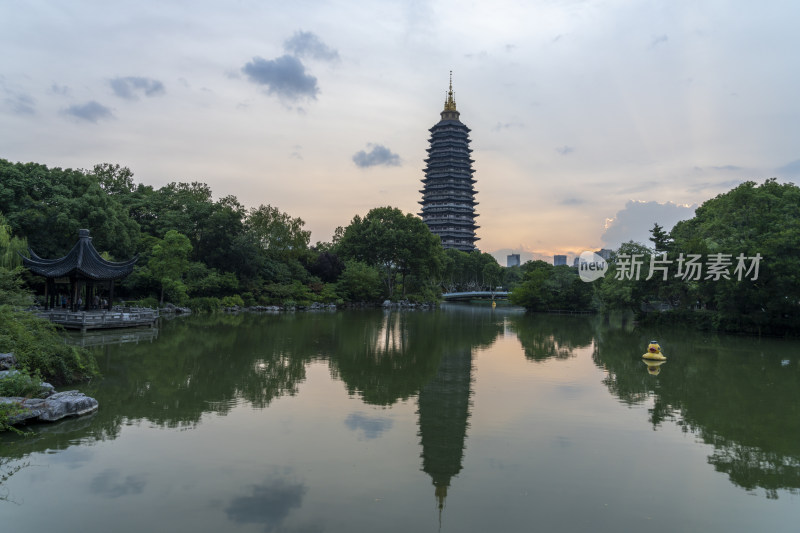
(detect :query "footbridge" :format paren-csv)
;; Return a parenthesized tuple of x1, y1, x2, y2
(442, 291, 509, 301)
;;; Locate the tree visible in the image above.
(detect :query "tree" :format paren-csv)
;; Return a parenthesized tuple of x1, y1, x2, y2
(149, 230, 192, 305)
(337, 261, 384, 302)
(670, 179, 800, 334)
(649, 223, 672, 253)
(246, 204, 310, 261)
(336, 206, 445, 298)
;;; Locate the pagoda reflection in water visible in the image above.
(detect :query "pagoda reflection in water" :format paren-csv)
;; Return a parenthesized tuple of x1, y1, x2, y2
(417, 346, 474, 513)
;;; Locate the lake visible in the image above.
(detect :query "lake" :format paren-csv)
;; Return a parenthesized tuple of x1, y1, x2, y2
(2, 304, 799, 532)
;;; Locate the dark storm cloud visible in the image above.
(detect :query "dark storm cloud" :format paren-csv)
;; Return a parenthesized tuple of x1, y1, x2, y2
(63, 100, 113, 122)
(225, 477, 306, 530)
(242, 55, 319, 101)
(344, 412, 394, 439)
(352, 144, 401, 168)
(283, 31, 339, 62)
(110, 76, 165, 100)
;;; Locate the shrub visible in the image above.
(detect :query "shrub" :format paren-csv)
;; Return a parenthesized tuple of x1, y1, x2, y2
(0, 307, 98, 385)
(186, 297, 221, 313)
(221, 295, 245, 308)
(0, 370, 45, 397)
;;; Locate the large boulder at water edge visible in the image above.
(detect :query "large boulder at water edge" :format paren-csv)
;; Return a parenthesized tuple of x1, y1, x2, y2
(2, 391, 99, 425)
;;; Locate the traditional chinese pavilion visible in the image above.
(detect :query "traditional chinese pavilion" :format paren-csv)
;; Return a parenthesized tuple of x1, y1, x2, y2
(419, 72, 480, 252)
(23, 229, 137, 311)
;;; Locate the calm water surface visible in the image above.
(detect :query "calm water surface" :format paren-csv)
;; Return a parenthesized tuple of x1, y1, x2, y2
(2, 305, 799, 532)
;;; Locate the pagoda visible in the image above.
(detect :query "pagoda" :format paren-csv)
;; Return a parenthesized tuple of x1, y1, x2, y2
(23, 229, 137, 311)
(419, 72, 479, 252)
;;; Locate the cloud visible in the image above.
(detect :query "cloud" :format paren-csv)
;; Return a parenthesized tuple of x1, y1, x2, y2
(344, 412, 394, 439)
(776, 159, 800, 177)
(50, 83, 70, 96)
(560, 197, 583, 205)
(0, 78, 35, 115)
(352, 144, 401, 168)
(710, 165, 742, 171)
(601, 200, 697, 249)
(226, 477, 306, 530)
(110, 76, 165, 100)
(242, 55, 319, 101)
(556, 145, 574, 155)
(63, 101, 113, 122)
(4, 93, 36, 115)
(649, 34, 668, 49)
(283, 31, 339, 62)
(492, 121, 524, 131)
(687, 179, 744, 194)
(89, 470, 146, 498)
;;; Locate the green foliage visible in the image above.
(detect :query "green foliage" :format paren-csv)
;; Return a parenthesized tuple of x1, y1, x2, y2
(221, 294, 245, 308)
(441, 249, 502, 291)
(336, 261, 385, 302)
(0, 370, 45, 397)
(186, 297, 222, 313)
(510, 261, 594, 312)
(336, 206, 445, 298)
(247, 204, 310, 261)
(0, 211, 28, 269)
(0, 267, 33, 307)
(0, 159, 139, 260)
(0, 307, 98, 384)
(593, 180, 800, 334)
(149, 230, 192, 305)
(596, 241, 653, 313)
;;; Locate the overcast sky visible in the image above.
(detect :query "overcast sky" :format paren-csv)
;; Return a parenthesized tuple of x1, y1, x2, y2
(2, 0, 798, 263)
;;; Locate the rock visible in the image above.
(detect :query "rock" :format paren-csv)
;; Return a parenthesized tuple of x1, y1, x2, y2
(0, 369, 21, 379)
(382, 300, 392, 307)
(0, 353, 16, 370)
(3, 391, 99, 425)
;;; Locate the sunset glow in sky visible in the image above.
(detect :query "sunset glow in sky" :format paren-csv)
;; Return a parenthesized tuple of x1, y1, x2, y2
(2, 1, 798, 263)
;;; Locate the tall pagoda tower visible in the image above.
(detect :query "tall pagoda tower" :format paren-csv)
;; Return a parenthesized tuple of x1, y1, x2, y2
(419, 73, 479, 252)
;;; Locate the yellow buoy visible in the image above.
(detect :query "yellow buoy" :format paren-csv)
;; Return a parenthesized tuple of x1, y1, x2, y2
(642, 340, 666, 361)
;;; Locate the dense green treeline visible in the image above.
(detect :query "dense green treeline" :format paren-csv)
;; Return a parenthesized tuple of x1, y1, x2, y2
(1, 159, 513, 309)
(510, 179, 800, 335)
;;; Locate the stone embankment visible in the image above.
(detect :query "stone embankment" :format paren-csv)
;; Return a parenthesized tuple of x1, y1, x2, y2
(0, 353, 98, 427)
(222, 301, 436, 313)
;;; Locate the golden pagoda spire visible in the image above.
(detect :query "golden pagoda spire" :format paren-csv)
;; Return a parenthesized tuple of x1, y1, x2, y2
(443, 70, 457, 112)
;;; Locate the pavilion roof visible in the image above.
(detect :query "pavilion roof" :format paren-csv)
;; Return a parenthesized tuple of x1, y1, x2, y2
(23, 229, 138, 281)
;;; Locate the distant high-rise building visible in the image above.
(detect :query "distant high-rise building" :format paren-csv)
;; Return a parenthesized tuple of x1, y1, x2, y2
(554, 255, 567, 266)
(597, 249, 613, 261)
(507, 254, 520, 267)
(420, 73, 479, 252)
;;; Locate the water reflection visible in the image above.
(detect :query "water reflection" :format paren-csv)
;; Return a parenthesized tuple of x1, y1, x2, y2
(3, 306, 800, 508)
(507, 313, 594, 362)
(593, 321, 800, 499)
(225, 475, 309, 531)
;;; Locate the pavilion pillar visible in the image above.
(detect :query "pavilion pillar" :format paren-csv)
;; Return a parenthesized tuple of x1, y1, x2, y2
(108, 282, 115, 311)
